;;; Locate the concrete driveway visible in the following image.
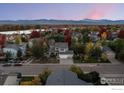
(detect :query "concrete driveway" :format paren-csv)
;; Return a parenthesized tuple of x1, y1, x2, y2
(59, 58, 73, 64)
(105, 48, 122, 64)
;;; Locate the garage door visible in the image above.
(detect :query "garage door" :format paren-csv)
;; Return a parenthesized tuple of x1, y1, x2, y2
(59, 55, 68, 59)
(59, 54, 73, 59)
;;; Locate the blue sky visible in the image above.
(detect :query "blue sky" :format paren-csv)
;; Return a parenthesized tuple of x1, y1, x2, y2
(0, 3, 124, 20)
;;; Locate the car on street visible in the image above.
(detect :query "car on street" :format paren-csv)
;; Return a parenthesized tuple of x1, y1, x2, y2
(13, 63, 23, 66)
(2, 63, 12, 67)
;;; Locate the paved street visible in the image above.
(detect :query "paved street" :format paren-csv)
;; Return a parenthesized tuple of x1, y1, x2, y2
(0, 64, 124, 75)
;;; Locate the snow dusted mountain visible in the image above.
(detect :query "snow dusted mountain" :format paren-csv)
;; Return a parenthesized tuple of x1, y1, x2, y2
(0, 19, 124, 25)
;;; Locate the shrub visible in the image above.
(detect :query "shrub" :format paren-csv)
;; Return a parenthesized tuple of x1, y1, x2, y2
(39, 68, 51, 85)
(117, 50, 124, 62)
(32, 76, 41, 85)
(73, 54, 80, 60)
(20, 81, 33, 85)
(70, 65, 84, 78)
(69, 66, 101, 85)
(81, 71, 100, 84)
(118, 30, 124, 39)
(88, 71, 100, 84)
(84, 56, 98, 63)
(101, 53, 108, 62)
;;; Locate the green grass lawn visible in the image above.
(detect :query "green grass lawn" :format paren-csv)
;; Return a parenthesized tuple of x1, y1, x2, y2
(31, 57, 59, 64)
(21, 76, 34, 81)
(74, 58, 111, 63)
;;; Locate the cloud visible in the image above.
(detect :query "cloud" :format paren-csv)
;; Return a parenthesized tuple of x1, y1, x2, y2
(85, 4, 115, 20)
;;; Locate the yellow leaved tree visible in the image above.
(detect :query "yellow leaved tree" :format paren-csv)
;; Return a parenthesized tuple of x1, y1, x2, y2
(85, 41, 94, 55)
(15, 34, 22, 45)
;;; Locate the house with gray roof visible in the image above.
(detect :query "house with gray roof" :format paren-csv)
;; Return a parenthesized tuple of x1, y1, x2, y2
(46, 70, 92, 85)
(72, 32, 82, 41)
(89, 31, 100, 42)
(55, 42, 73, 59)
(55, 42, 68, 53)
(3, 43, 26, 58)
(48, 42, 73, 59)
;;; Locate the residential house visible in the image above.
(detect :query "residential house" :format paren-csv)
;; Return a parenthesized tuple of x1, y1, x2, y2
(3, 43, 27, 58)
(111, 31, 118, 39)
(89, 31, 100, 42)
(55, 42, 68, 52)
(72, 32, 82, 41)
(55, 42, 73, 59)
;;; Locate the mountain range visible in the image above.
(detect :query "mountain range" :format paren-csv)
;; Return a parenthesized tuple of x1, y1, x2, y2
(0, 19, 124, 25)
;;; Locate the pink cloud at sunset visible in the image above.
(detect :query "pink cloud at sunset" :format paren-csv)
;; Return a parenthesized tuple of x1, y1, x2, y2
(85, 4, 115, 20)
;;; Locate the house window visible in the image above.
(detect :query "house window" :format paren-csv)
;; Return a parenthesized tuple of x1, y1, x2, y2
(60, 48, 64, 52)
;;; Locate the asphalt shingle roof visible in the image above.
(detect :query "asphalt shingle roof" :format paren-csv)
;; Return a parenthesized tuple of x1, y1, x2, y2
(55, 42, 68, 49)
(46, 70, 92, 85)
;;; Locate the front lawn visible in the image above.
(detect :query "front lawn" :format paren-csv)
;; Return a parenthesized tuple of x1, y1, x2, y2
(31, 56, 59, 64)
(73, 57, 111, 63)
(21, 76, 34, 81)
(20, 76, 34, 85)
(20, 69, 52, 85)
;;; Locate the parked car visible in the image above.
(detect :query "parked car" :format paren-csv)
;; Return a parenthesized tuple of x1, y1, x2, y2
(2, 63, 12, 67)
(9, 59, 15, 63)
(13, 63, 23, 66)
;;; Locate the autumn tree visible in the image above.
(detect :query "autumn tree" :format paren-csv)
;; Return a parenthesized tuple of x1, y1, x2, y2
(21, 34, 28, 42)
(85, 41, 94, 55)
(101, 32, 107, 40)
(30, 31, 40, 38)
(82, 30, 90, 43)
(15, 35, 22, 44)
(0, 34, 6, 48)
(71, 38, 84, 54)
(31, 39, 48, 58)
(118, 30, 124, 39)
(64, 34, 72, 46)
(31, 43, 44, 58)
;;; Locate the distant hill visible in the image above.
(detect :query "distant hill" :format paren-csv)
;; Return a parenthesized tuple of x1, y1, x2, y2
(0, 19, 124, 25)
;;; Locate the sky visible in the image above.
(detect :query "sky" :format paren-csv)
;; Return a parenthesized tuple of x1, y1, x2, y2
(0, 3, 124, 20)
